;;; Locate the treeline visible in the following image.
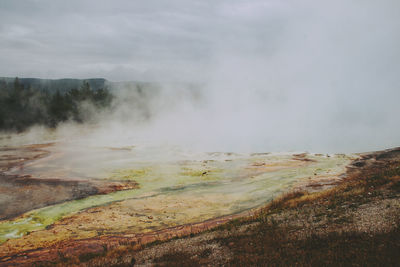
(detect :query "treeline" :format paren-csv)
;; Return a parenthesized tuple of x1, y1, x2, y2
(0, 78, 113, 131)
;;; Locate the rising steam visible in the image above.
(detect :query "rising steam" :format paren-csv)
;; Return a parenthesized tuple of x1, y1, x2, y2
(1, 0, 399, 153)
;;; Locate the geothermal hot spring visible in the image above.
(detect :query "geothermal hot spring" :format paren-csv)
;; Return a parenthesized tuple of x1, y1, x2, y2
(0, 126, 354, 251)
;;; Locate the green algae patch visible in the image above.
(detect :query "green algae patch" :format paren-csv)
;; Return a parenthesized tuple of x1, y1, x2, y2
(0, 187, 149, 244)
(109, 168, 150, 180)
(179, 167, 224, 182)
(180, 168, 209, 177)
(0, 218, 39, 243)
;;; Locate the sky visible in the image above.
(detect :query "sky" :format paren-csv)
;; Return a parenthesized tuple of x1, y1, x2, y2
(0, 0, 397, 82)
(1, 0, 399, 152)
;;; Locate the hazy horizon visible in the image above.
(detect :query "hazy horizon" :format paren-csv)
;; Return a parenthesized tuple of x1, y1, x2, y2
(1, 0, 399, 153)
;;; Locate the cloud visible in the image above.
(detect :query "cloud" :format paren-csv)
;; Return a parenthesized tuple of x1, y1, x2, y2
(0, 0, 399, 152)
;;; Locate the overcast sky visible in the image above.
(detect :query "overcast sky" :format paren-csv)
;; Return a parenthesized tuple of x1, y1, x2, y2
(0, 0, 259, 81)
(1, 0, 400, 152)
(0, 0, 399, 82)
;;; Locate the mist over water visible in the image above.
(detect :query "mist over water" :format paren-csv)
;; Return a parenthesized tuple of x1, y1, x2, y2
(1, 0, 399, 153)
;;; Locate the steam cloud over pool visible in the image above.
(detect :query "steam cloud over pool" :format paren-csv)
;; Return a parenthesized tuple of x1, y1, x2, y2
(0, 0, 399, 153)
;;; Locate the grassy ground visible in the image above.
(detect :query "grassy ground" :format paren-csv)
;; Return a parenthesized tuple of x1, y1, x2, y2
(77, 148, 400, 267)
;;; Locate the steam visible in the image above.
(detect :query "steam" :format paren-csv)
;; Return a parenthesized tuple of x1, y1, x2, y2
(1, 0, 399, 153)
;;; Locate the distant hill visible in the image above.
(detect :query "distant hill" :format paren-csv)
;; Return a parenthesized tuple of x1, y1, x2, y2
(0, 77, 108, 93)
